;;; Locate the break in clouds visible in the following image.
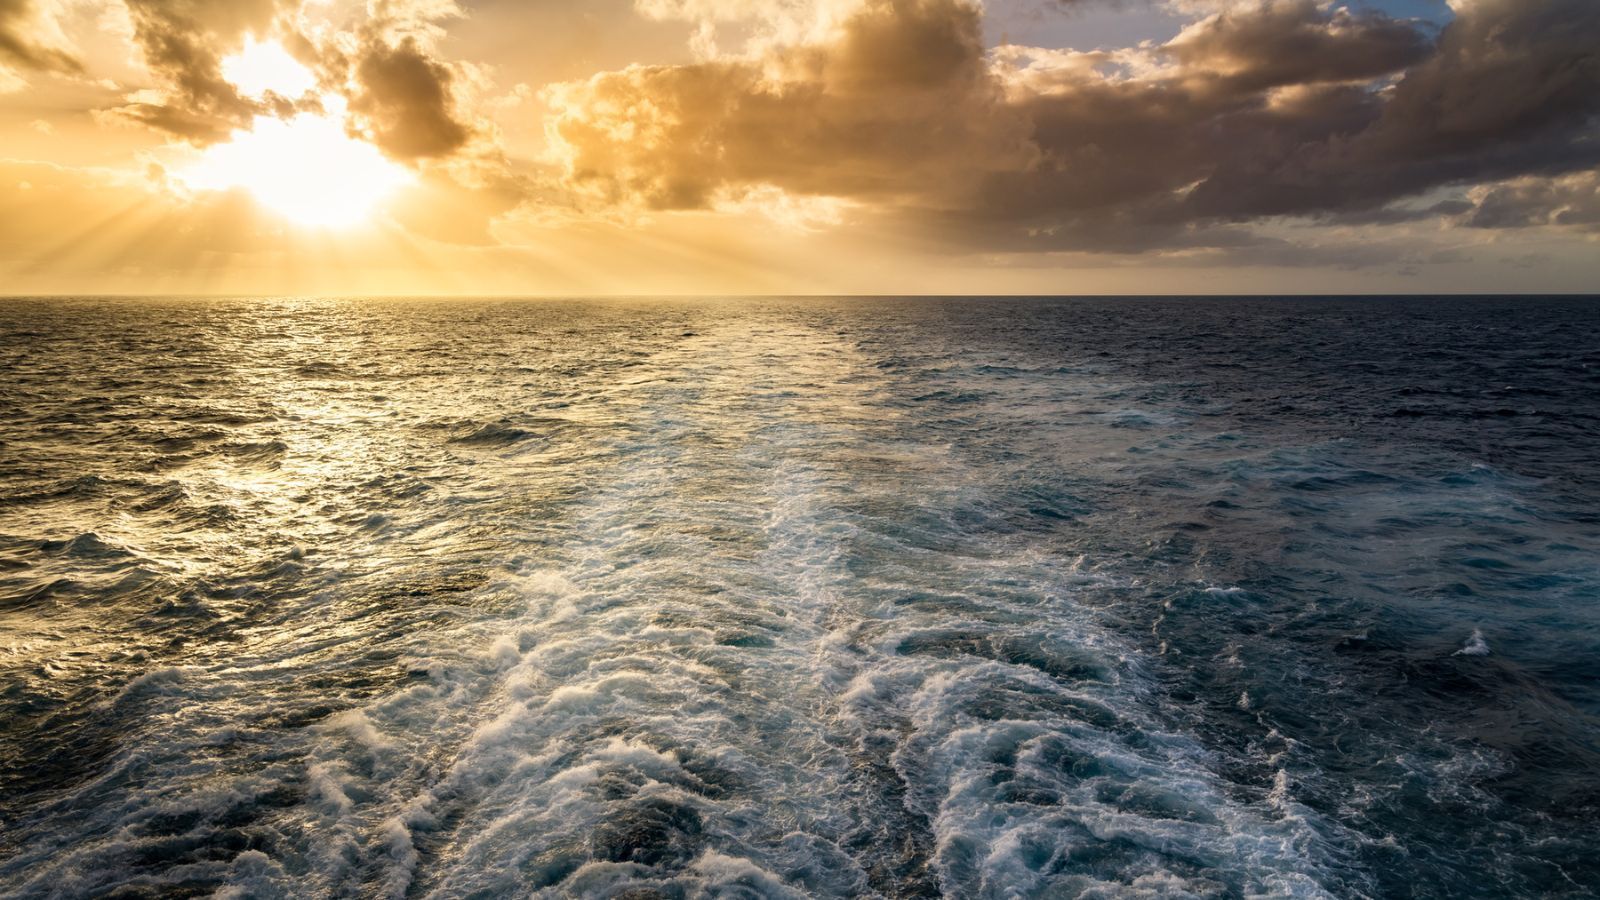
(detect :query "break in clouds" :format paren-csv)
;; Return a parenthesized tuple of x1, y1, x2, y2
(15, 0, 478, 158)
(113, 0, 473, 157)
(4, 0, 1598, 258)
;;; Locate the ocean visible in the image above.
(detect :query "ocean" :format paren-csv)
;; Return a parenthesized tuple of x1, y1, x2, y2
(1, 296, 1596, 898)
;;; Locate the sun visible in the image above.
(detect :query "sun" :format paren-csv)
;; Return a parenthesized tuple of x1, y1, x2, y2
(221, 36, 318, 101)
(178, 103, 412, 228)
(174, 39, 412, 229)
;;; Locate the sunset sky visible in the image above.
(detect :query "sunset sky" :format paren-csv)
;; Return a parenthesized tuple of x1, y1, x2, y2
(1, 0, 1595, 296)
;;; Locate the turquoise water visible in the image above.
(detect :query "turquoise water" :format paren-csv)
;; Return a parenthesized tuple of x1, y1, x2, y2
(1, 297, 1596, 897)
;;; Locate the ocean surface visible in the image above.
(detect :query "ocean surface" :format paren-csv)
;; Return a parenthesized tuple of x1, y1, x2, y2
(1, 296, 1597, 899)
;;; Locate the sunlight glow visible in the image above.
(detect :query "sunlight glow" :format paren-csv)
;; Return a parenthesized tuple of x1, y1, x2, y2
(221, 37, 318, 100)
(172, 38, 412, 229)
(177, 102, 412, 228)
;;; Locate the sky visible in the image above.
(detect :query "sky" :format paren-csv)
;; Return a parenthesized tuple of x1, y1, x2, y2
(0, 0, 1595, 296)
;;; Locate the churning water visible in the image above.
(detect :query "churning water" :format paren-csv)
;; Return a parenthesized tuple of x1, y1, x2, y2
(1, 296, 1597, 898)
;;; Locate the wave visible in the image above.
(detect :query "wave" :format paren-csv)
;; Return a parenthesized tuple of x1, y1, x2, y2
(447, 422, 539, 447)
(1454, 628, 1491, 657)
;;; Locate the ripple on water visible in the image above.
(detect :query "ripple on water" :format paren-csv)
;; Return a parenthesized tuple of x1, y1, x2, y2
(1, 297, 1598, 898)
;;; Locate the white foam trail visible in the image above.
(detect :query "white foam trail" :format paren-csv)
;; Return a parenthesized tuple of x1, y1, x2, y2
(0, 313, 1363, 899)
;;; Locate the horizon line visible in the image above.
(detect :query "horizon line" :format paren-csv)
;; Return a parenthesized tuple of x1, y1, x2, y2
(3, 292, 1599, 301)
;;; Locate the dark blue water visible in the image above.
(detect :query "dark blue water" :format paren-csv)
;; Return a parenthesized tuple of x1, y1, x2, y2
(1, 296, 1597, 898)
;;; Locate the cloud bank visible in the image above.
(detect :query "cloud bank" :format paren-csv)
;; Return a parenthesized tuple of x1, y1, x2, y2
(1, 0, 1596, 282)
(547, 0, 1600, 252)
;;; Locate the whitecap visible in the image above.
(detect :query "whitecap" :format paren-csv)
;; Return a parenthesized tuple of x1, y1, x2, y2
(1453, 628, 1491, 657)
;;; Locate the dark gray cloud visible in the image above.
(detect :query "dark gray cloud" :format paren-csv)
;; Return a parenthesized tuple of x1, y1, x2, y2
(550, 0, 1600, 254)
(1184, 0, 1600, 221)
(1164, 0, 1432, 93)
(1464, 173, 1600, 230)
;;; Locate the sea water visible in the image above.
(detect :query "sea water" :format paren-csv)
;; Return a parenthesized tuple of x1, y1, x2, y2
(1, 296, 1596, 898)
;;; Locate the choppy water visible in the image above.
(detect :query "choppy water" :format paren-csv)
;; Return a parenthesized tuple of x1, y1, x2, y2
(1, 296, 1598, 899)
